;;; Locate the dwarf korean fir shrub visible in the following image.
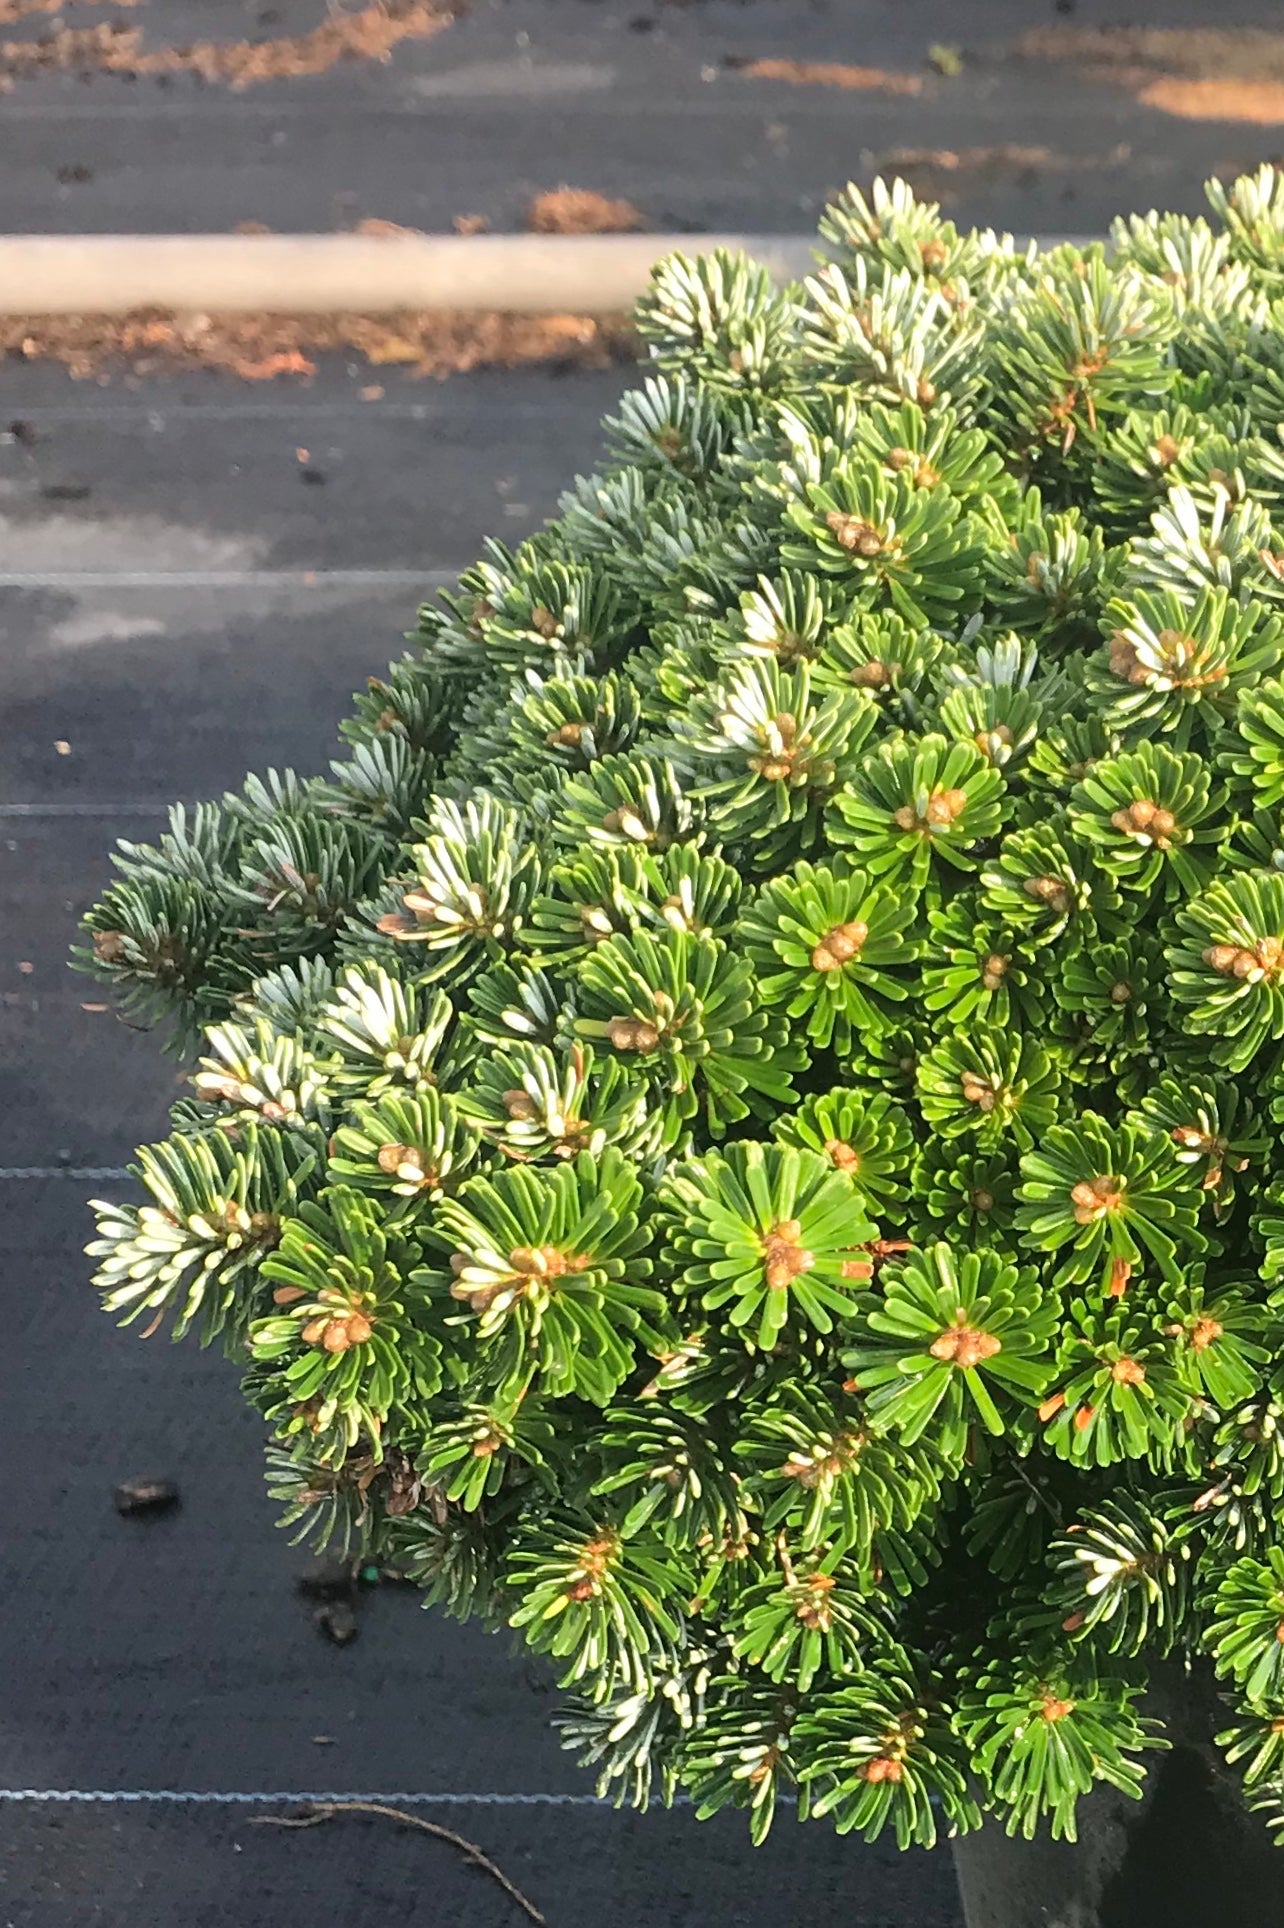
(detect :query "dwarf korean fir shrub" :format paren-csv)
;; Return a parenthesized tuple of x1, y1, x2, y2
(80, 167, 1284, 1849)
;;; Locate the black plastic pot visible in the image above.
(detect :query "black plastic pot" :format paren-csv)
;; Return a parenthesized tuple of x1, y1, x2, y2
(950, 1666, 1283, 1928)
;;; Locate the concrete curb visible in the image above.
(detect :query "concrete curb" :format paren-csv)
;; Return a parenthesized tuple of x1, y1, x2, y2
(0, 232, 821, 316)
(0, 231, 1100, 316)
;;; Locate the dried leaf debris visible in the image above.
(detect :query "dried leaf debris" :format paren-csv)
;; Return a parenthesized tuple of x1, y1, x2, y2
(0, 0, 456, 89)
(0, 309, 637, 383)
(525, 188, 649, 235)
(1014, 25, 1284, 125)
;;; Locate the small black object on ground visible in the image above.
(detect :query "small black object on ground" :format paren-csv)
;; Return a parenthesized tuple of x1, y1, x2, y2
(295, 1556, 357, 1602)
(314, 1601, 359, 1646)
(113, 1477, 180, 1518)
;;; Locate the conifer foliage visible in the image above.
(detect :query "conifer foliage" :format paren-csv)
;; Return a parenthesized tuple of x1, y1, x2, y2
(80, 167, 1284, 1848)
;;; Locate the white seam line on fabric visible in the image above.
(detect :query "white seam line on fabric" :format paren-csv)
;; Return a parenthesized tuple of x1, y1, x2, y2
(4, 402, 620, 424)
(0, 803, 175, 815)
(0, 1167, 131, 1181)
(0, 1787, 800, 1811)
(0, 94, 897, 121)
(0, 1788, 618, 1807)
(0, 568, 447, 588)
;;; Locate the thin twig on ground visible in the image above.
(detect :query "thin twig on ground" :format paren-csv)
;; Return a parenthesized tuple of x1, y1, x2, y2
(249, 1800, 547, 1925)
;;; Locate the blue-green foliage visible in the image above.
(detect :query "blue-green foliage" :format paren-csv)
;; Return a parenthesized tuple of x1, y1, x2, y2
(79, 167, 1284, 1851)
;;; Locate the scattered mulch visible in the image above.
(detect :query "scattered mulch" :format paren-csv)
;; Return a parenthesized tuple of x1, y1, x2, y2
(0, 22, 134, 78)
(0, 308, 638, 382)
(235, 216, 427, 237)
(0, 0, 138, 19)
(1014, 26, 1284, 124)
(1015, 26, 1284, 84)
(0, 0, 457, 89)
(727, 56, 922, 95)
(870, 142, 1132, 201)
(524, 188, 649, 234)
(1133, 79, 1284, 126)
(244, 196, 648, 239)
(880, 144, 1056, 177)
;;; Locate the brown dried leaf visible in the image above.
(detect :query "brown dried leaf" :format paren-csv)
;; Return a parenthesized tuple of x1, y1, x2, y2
(525, 188, 648, 234)
(1135, 77, 1284, 123)
(731, 57, 922, 95)
(230, 349, 318, 381)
